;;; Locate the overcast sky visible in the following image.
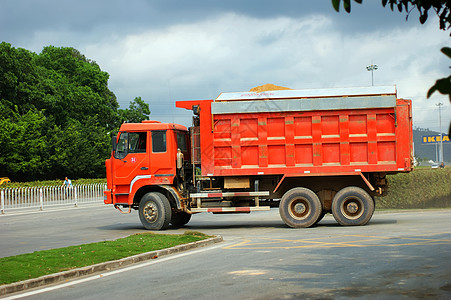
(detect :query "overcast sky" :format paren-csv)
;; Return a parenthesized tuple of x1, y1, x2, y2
(1, 0, 450, 132)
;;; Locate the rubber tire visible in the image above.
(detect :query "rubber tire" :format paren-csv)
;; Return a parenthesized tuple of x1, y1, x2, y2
(139, 192, 171, 230)
(279, 187, 322, 228)
(331, 186, 375, 226)
(314, 211, 326, 225)
(170, 211, 192, 228)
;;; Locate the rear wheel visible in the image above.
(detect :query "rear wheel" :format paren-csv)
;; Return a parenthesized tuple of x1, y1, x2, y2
(279, 187, 322, 228)
(139, 192, 171, 230)
(331, 186, 374, 226)
(314, 211, 326, 225)
(170, 211, 192, 228)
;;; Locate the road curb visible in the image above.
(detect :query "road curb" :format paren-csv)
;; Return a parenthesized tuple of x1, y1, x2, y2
(0, 235, 223, 296)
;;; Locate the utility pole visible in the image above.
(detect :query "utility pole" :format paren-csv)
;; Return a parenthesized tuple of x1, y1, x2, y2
(366, 64, 378, 86)
(436, 102, 443, 163)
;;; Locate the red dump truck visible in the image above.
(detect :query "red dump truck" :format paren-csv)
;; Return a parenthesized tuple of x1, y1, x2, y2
(104, 86, 413, 229)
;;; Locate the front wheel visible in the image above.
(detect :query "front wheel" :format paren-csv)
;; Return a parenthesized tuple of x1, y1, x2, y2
(139, 192, 171, 230)
(279, 187, 322, 228)
(331, 186, 375, 226)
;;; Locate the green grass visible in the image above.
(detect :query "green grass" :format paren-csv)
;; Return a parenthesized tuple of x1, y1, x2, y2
(377, 167, 451, 209)
(0, 231, 210, 285)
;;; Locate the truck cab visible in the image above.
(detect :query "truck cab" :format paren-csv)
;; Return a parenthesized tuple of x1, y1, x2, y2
(104, 121, 190, 218)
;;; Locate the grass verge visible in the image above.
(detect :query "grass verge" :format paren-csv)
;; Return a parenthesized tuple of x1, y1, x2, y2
(0, 231, 210, 285)
(377, 167, 451, 209)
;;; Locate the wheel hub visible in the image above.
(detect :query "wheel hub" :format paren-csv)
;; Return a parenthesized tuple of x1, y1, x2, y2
(294, 203, 306, 214)
(341, 197, 363, 220)
(143, 202, 158, 223)
(289, 198, 309, 219)
(346, 202, 359, 214)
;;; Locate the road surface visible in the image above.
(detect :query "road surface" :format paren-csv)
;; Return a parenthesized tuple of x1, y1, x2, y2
(1, 206, 451, 299)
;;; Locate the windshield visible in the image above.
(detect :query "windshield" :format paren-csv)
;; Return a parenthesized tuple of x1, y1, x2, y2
(114, 132, 147, 160)
(114, 132, 128, 159)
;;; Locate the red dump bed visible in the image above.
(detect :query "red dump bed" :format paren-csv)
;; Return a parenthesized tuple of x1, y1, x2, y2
(177, 86, 413, 177)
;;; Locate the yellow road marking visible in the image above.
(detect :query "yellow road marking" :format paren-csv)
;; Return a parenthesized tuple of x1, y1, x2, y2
(223, 231, 451, 250)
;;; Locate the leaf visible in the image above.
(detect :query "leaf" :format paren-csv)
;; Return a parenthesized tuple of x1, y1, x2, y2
(427, 76, 451, 100)
(332, 0, 341, 12)
(382, 0, 388, 7)
(441, 47, 451, 59)
(419, 10, 428, 24)
(344, 0, 351, 13)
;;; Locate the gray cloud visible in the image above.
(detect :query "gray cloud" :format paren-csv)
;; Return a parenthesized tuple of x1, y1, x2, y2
(1, 0, 450, 131)
(1, 0, 420, 46)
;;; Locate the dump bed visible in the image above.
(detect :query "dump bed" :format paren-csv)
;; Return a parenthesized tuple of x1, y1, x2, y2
(176, 86, 413, 177)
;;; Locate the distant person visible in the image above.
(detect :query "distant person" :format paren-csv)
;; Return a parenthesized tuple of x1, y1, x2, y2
(62, 177, 73, 198)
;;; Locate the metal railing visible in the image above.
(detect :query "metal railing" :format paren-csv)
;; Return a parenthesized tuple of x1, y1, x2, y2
(0, 183, 106, 214)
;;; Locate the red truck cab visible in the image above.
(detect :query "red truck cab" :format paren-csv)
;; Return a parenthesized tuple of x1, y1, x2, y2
(104, 121, 189, 210)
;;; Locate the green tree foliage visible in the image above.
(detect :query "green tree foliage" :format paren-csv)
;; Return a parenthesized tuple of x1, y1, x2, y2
(332, 0, 450, 32)
(118, 96, 150, 123)
(0, 109, 50, 178)
(0, 43, 40, 117)
(34, 46, 119, 128)
(47, 118, 111, 179)
(0, 42, 150, 181)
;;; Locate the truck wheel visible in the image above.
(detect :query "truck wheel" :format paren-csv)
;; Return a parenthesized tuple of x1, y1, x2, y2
(314, 211, 326, 225)
(331, 186, 374, 226)
(170, 211, 192, 228)
(279, 188, 322, 228)
(139, 192, 171, 230)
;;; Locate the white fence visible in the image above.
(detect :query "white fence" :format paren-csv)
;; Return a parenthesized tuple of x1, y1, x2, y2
(0, 183, 106, 214)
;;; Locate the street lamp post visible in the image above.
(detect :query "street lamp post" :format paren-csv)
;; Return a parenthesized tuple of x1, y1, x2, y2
(436, 102, 444, 164)
(366, 64, 378, 86)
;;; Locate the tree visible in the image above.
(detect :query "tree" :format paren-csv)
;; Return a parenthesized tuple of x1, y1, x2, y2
(118, 97, 151, 123)
(35, 46, 119, 129)
(0, 109, 50, 179)
(332, 0, 450, 32)
(332, 0, 451, 136)
(0, 42, 41, 117)
(0, 43, 122, 180)
(47, 117, 111, 179)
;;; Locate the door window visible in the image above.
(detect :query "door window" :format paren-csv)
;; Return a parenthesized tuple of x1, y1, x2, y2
(176, 132, 187, 151)
(152, 131, 167, 153)
(129, 132, 147, 153)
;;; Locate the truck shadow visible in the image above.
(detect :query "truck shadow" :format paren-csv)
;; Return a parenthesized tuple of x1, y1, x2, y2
(172, 218, 397, 230)
(98, 217, 397, 231)
(97, 223, 149, 231)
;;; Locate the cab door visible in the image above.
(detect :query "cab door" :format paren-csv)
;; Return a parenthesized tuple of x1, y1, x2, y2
(111, 131, 150, 201)
(149, 130, 175, 182)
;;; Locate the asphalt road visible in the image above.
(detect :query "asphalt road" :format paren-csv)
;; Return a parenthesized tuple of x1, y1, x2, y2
(1, 205, 451, 299)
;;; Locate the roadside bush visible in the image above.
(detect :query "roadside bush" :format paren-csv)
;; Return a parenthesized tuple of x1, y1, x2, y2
(377, 168, 451, 209)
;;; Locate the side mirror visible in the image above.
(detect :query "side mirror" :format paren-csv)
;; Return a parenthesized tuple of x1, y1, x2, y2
(112, 135, 117, 152)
